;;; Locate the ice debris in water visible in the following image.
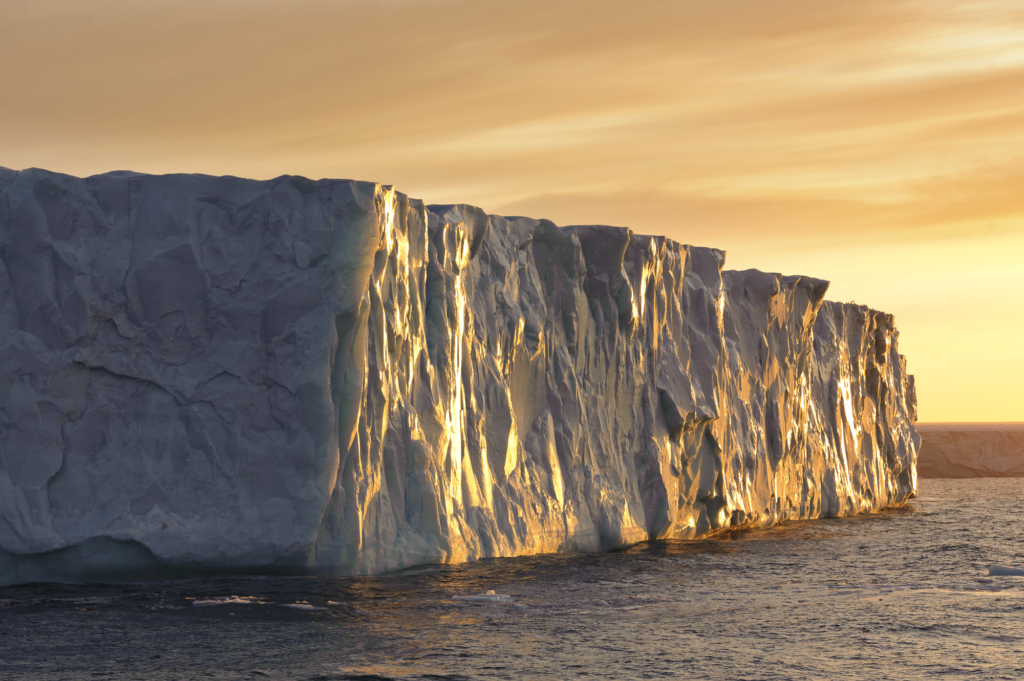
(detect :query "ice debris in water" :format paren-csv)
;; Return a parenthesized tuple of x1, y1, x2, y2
(453, 589, 515, 603)
(281, 602, 327, 611)
(988, 566, 1024, 577)
(191, 596, 263, 607)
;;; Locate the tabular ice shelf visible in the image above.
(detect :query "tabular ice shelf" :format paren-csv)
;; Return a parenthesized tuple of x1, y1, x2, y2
(917, 423, 1024, 478)
(0, 167, 918, 585)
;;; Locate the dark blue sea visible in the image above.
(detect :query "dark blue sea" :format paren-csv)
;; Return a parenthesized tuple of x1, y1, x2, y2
(2, 478, 1023, 680)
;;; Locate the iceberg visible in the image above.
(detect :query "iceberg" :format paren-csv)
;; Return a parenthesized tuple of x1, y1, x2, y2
(917, 424, 1024, 478)
(0, 167, 918, 585)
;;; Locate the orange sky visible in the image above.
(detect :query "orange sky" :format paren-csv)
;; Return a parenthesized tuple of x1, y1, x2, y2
(2, 0, 1022, 422)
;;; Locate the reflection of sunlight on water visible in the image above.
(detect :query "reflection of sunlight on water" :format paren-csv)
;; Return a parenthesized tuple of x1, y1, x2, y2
(2, 479, 1024, 679)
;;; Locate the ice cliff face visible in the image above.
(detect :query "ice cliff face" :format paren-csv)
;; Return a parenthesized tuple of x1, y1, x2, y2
(0, 167, 918, 582)
(917, 424, 1024, 478)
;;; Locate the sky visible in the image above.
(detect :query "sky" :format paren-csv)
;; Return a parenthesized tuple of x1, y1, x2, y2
(2, 0, 1022, 422)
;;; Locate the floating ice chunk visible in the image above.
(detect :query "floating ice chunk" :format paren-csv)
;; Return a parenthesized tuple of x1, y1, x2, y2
(191, 593, 264, 606)
(453, 589, 515, 603)
(453, 595, 514, 603)
(988, 565, 1024, 576)
(281, 603, 327, 611)
(191, 596, 262, 607)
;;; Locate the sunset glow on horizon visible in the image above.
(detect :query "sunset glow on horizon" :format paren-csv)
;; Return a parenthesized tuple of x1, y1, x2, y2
(2, 0, 1022, 421)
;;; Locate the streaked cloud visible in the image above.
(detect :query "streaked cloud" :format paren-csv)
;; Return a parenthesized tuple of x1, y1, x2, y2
(1, 0, 1022, 420)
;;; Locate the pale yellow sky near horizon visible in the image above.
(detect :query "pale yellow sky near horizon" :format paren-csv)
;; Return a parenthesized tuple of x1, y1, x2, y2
(2, 0, 1022, 422)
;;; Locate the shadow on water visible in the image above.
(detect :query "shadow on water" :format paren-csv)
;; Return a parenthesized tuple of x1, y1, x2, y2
(1, 504, 920, 593)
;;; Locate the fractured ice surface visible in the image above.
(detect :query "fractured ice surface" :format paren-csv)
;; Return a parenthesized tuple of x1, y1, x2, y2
(0, 167, 918, 584)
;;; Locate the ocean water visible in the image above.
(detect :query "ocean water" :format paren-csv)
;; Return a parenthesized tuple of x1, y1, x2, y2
(2, 478, 1023, 680)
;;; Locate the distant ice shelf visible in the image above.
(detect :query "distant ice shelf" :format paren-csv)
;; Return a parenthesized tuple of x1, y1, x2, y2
(0, 166, 918, 585)
(917, 424, 1024, 478)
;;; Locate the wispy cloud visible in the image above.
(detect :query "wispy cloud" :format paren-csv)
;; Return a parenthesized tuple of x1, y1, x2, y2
(2, 0, 1022, 420)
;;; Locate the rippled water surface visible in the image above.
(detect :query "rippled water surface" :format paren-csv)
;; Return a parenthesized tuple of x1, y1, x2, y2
(3, 478, 1024, 680)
